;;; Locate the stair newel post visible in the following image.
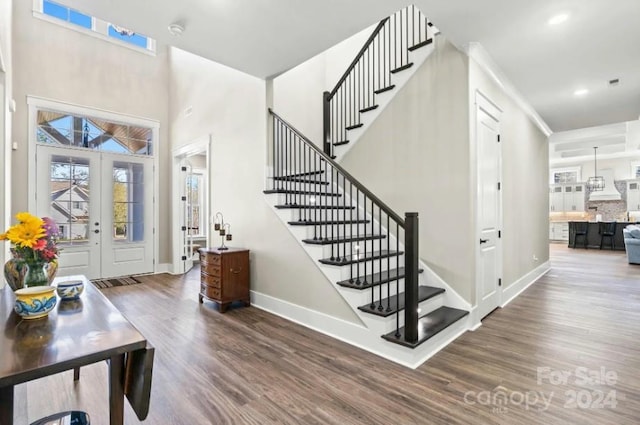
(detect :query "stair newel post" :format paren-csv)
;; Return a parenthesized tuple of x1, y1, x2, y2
(323, 91, 332, 157)
(404, 212, 419, 344)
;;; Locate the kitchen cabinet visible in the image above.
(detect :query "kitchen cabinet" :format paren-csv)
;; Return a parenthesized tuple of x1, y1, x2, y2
(549, 184, 584, 213)
(549, 185, 563, 212)
(627, 180, 640, 211)
(549, 222, 569, 241)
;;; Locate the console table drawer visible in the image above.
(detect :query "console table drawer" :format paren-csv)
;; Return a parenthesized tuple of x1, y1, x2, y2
(200, 284, 221, 300)
(201, 273, 221, 288)
(201, 262, 221, 276)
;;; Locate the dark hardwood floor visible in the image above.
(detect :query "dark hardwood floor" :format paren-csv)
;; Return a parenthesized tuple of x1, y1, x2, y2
(16, 244, 640, 424)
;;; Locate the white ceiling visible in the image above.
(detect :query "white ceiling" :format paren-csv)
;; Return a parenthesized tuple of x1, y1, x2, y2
(57, 0, 640, 133)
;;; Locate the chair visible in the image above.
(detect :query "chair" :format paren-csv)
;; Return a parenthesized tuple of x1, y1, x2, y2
(31, 411, 90, 425)
(599, 222, 616, 250)
(572, 222, 588, 248)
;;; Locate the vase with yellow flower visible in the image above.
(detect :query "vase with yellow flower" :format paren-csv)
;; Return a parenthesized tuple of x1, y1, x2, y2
(1, 212, 60, 291)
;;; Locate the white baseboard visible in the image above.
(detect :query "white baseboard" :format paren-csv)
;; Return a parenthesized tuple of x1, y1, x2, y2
(155, 263, 173, 274)
(501, 261, 550, 308)
(251, 290, 470, 369)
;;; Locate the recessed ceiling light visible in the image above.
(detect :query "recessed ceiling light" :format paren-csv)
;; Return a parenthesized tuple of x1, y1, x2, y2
(168, 23, 185, 36)
(574, 89, 589, 96)
(548, 13, 569, 25)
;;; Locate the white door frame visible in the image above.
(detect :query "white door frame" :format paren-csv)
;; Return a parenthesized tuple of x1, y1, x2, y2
(0, 70, 8, 271)
(26, 96, 160, 276)
(171, 135, 212, 274)
(474, 90, 503, 323)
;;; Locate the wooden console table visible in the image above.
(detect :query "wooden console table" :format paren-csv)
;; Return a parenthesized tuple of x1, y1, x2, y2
(0, 276, 151, 425)
(198, 247, 250, 312)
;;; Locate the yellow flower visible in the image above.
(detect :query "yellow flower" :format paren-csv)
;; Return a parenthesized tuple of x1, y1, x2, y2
(16, 212, 43, 227)
(0, 232, 6, 241)
(5, 221, 46, 248)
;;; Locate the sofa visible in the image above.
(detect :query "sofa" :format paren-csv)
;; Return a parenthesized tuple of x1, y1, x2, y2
(623, 225, 640, 264)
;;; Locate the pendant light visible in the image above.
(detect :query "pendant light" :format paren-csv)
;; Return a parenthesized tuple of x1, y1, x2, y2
(586, 147, 604, 191)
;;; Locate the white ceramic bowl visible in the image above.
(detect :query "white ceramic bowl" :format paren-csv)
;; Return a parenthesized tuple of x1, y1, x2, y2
(56, 279, 85, 301)
(14, 286, 57, 320)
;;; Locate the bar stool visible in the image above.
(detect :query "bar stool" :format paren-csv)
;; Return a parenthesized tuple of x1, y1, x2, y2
(573, 222, 589, 248)
(599, 222, 616, 250)
(31, 411, 90, 425)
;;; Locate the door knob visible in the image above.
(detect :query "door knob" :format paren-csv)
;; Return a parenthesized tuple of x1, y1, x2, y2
(479, 238, 488, 244)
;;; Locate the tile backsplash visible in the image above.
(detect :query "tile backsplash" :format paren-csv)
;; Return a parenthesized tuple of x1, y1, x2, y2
(585, 181, 628, 221)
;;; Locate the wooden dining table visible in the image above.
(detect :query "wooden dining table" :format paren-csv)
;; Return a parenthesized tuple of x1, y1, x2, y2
(0, 275, 149, 425)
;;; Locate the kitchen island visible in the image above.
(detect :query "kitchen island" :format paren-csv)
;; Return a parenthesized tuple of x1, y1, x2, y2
(568, 221, 639, 250)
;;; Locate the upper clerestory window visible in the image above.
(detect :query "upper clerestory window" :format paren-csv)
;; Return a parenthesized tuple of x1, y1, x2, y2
(43, 0, 92, 29)
(34, 0, 156, 54)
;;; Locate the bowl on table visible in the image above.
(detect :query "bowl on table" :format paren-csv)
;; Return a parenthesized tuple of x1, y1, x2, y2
(13, 286, 57, 320)
(56, 279, 85, 301)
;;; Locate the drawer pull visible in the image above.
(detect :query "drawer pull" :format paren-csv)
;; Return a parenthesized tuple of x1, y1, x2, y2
(230, 267, 242, 274)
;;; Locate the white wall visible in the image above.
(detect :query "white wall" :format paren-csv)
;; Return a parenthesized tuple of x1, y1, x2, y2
(468, 58, 549, 293)
(11, 0, 172, 263)
(169, 48, 360, 323)
(273, 24, 374, 147)
(0, 0, 12, 284)
(340, 37, 474, 302)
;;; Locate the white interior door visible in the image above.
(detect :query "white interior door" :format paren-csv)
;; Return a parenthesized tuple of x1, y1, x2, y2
(36, 145, 154, 279)
(476, 97, 502, 320)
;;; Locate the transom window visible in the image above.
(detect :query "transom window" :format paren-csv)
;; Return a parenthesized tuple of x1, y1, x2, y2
(35, 0, 155, 53)
(37, 109, 153, 156)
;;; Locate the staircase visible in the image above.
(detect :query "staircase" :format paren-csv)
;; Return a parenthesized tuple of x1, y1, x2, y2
(264, 111, 469, 366)
(323, 5, 438, 160)
(263, 6, 469, 366)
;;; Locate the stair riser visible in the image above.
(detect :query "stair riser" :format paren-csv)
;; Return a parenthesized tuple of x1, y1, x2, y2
(321, 256, 405, 281)
(357, 294, 445, 335)
(317, 239, 394, 258)
(272, 193, 341, 205)
(282, 209, 360, 222)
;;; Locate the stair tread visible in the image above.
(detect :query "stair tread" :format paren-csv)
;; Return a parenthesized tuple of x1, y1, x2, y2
(319, 250, 403, 266)
(275, 204, 355, 210)
(381, 306, 469, 348)
(346, 123, 363, 131)
(272, 177, 329, 184)
(408, 38, 433, 52)
(374, 85, 395, 95)
(360, 105, 379, 113)
(390, 63, 414, 74)
(333, 140, 350, 146)
(303, 234, 386, 245)
(263, 189, 341, 197)
(288, 219, 370, 226)
(358, 286, 444, 317)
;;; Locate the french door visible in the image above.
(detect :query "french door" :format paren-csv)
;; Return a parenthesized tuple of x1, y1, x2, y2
(36, 145, 154, 279)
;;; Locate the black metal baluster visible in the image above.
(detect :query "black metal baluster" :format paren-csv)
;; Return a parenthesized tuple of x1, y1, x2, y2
(356, 188, 361, 285)
(378, 205, 383, 311)
(330, 166, 335, 260)
(395, 222, 401, 337)
(343, 174, 348, 262)
(405, 7, 409, 66)
(313, 151, 319, 240)
(284, 125, 290, 205)
(386, 214, 391, 312)
(272, 116, 276, 191)
(349, 180, 353, 281)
